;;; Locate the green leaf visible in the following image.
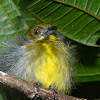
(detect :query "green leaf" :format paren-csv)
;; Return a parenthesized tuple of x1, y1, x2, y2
(75, 46, 100, 82)
(75, 45, 100, 82)
(12, 0, 20, 5)
(21, 11, 36, 28)
(19, 0, 100, 47)
(55, 0, 100, 18)
(0, 0, 29, 49)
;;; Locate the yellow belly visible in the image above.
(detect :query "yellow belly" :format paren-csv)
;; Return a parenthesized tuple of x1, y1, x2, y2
(25, 42, 71, 93)
(35, 52, 62, 88)
(33, 43, 67, 93)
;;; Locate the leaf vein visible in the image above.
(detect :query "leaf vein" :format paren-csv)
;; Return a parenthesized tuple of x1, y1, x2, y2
(42, 4, 62, 20)
(72, 18, 95, 38)
(34, 1, 53, 14)
(0, 4, 19, 34)
(52, 8, 73, 23)
(60, 12, 84, 32)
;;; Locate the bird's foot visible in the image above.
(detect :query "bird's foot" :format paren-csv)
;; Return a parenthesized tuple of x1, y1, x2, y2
(35, 82, 41, 92)
(33, 82, 41, 99)
(49, 86, 58, 100)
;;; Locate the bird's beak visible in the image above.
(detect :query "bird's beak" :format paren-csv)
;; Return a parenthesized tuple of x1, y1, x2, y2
(45, 26, 58, 37)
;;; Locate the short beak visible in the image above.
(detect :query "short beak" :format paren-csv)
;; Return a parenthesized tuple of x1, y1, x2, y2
(45, 26, 58, 37)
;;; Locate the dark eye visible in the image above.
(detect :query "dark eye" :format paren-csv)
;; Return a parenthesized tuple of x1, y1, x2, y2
(33, 29, 40, 35)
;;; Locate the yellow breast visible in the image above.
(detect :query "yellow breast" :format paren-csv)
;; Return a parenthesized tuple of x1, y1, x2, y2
(35, 43, 59, 87)
(25, 39, 72, 93)
(33, 43, 66, 93)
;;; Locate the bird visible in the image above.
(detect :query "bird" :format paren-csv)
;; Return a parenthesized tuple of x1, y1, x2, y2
(0, 23, 74, 94)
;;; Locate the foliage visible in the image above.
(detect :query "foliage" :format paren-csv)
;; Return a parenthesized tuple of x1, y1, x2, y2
(0, 0, 100, 99)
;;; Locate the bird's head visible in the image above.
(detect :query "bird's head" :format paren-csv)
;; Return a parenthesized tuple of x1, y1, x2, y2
(26, 23, 58, 42)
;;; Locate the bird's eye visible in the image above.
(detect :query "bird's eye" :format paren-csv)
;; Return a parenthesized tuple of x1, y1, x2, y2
(33, 29, 40, 35)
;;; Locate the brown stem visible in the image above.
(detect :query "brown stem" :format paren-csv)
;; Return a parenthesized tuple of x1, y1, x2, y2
(0, 71, 86, 100)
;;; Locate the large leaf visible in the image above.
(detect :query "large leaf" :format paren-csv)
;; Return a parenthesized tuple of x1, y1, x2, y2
(0, 0, 29, 49)
(75, 46, 100, 82)
(19, 0, 100, 47)
(55, 0, 100, 18)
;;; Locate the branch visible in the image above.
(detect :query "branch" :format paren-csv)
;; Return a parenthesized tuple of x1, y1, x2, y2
(0, 71, 86, 100)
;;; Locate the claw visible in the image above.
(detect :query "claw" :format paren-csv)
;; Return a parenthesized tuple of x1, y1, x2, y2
(49, 86, 58, 99)
(35, 82, 41, 92)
